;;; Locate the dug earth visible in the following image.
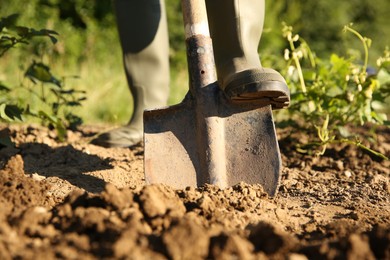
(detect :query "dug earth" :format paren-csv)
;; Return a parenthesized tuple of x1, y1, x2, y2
(0, 124, 389, 259)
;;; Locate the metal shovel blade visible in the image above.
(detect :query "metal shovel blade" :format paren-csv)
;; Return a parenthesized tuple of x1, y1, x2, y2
(144, 88, 281, 196)
(143, 0, 281, 196)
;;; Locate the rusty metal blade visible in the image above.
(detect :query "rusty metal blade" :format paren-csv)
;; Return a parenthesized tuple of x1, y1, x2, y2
(144, 97, 199, 187)
(144, 88, 281, 196)
(144, 0, 282, 196)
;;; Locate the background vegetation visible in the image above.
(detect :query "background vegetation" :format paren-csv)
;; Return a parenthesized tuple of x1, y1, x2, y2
(0, 0, 389, 125)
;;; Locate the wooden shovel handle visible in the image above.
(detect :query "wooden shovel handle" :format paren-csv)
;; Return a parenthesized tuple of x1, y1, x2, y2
(181, 0, 217, 93)
(181, 0, 210, 39)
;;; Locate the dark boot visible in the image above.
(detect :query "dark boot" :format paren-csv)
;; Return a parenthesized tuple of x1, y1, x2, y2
(205, 0, 289, 109)
(92, 0, 170, 148)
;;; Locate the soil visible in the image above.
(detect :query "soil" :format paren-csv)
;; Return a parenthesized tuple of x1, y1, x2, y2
(0, 123, 389, 260)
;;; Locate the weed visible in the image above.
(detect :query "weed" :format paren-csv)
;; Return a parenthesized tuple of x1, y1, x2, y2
(0, 14, 86, 141)
(0, 14, 58, 57)
(281, 23, 389, 159)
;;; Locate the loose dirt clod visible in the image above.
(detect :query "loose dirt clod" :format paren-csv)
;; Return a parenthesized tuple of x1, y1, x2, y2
(0, 124, 389, 259)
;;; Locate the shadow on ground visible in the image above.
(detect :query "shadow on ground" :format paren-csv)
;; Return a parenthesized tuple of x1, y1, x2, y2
(19, 143, 113, 193)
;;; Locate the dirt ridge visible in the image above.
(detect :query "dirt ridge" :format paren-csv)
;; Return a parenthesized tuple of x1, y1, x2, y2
(0, 124, 389, 259)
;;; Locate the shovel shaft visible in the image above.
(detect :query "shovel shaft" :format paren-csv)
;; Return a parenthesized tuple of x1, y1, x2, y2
(181, 0, 217, 92)
(144, 0, 281, 195)
(181, 0, 210, 38)
(181, 0, 228, 187)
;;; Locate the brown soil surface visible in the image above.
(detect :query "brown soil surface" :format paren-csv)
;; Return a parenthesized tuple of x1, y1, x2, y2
(0, 124, 389, 259)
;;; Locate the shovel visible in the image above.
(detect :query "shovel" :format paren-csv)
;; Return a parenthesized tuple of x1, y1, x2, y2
(143, 0, 282, 196)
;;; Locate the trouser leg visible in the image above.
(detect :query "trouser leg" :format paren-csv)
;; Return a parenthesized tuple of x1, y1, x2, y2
(92, 0, 170, 147)
(116, 0, 170, 129)
(205, 0, 290, 109)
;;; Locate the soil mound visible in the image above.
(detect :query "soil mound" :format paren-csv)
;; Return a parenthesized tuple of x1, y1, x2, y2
(0, 124, 388, 259)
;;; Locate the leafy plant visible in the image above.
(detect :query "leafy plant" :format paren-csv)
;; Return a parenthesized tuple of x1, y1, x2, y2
(23, 60, 86, 139)
(0, 14, 58, 57)
(0, 14, 86, 141)
(281, 23, 390, 159)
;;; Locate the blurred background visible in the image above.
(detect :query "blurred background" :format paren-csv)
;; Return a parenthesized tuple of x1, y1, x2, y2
(1, 0, 389, 125)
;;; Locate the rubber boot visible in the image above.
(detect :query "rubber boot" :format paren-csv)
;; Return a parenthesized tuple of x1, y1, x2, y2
(205, 0, 289, 109)
(91, 0, 170, 148)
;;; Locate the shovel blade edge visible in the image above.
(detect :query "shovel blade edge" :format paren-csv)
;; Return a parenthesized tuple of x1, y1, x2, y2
(144, 99, 281, 196)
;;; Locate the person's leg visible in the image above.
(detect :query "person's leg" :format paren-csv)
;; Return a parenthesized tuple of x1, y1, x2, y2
(205, 0, 289, 109)
(92, 0, 170, 147)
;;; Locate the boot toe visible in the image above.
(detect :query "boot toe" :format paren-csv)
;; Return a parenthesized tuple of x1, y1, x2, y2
(91, 126, 143, 148)
(224, 68, 290, 109)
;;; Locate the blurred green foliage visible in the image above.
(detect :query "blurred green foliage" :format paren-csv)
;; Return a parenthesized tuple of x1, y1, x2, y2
(0, 0, 389, 124)
(0, 14, 86, 140)
(1, 0, 388, 70)
(262, 0, 390, 68)
(0, 0, 117, 66)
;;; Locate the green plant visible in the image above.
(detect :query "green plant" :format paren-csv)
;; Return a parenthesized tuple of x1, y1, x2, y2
(23, 61, 86, 138)
(0, 14, 58, 57)
(0, 14, 86, 141)
(281, 23, 390, 159)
